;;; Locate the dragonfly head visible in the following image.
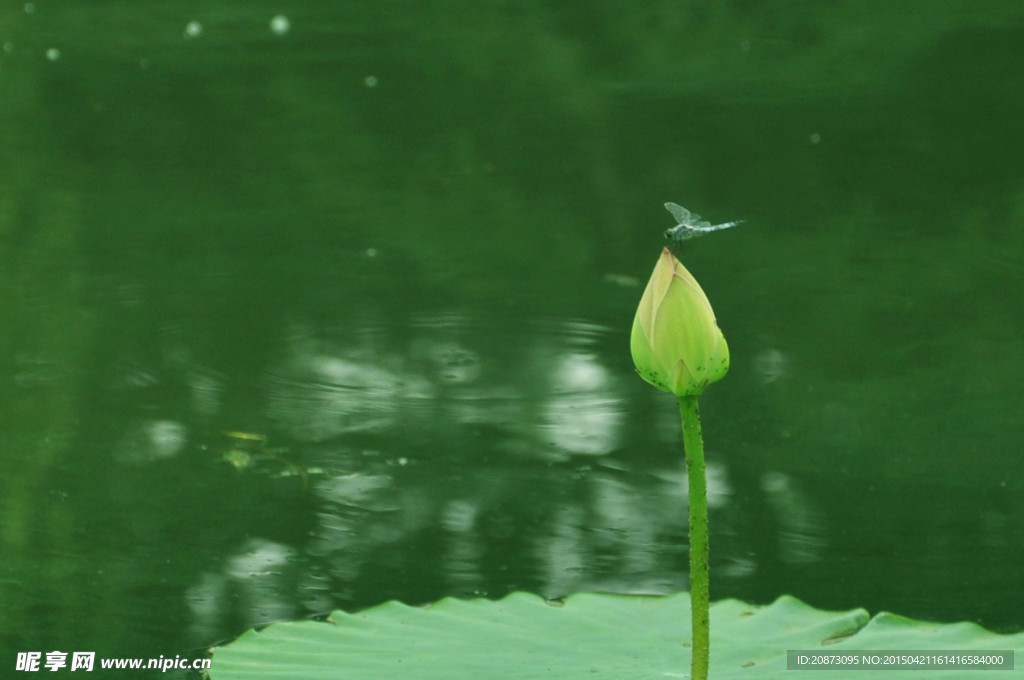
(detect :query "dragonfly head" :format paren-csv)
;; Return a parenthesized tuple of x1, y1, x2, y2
(665, 224, 696, 243)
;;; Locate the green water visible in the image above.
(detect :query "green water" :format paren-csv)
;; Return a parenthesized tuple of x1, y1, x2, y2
(3, 3, 1023, 677)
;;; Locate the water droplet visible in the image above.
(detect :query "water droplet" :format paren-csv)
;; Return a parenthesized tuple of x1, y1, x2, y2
(184, 21, 202, 39)
(45, 48, 60, 61)
(270, 15, 290, 35)
(364, 75, 378, 88)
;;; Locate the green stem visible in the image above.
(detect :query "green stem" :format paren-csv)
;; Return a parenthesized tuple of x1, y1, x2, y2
(679, 395, 709, 680)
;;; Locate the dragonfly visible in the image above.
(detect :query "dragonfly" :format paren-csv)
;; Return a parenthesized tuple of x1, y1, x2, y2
(663, 202, 742, 257)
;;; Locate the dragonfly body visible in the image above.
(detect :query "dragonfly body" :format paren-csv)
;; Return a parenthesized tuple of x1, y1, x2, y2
(663, 202, 742, 257)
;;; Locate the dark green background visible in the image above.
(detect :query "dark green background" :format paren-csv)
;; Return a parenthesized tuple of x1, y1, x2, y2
(3, 2, 1023, 677)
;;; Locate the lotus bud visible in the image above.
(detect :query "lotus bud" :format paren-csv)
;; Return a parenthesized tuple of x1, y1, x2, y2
(630, 248, 729, 396)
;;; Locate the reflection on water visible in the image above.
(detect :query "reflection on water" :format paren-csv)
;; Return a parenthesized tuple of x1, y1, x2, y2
(542, 351, 624, 456)
(114, 419, 188, 464)
(265, 316, 628, 460)
(4, 5, 1023, 674)
(760, 472, 826, 565)
(92, 313, 829, 649)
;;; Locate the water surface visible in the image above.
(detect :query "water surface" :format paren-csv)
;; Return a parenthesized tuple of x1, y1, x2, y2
(3, 3, 1024, 676)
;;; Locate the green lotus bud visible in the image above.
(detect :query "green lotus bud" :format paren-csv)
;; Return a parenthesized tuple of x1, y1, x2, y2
(630, 248, 729, 396)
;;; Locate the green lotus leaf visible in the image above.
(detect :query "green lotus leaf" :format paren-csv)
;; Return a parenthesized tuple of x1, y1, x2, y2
(209, 592, 1024, 679)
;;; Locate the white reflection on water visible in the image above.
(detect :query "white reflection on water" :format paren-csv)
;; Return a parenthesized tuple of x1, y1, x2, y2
(417, 339, 482, 385)
(113, 419, 188, 464)
(224, 538, 300, 627)
(537, 505, 587, 596)
(265, 315, 627, 460)
(651, 459, 733, 510)
(173, 314, 832, 645)
(542, 352, 624, 457)
(266, 333, 435, 442)
(760, 471, 827, 564)
(188, 369, 224, 418)
(441, 499, 486, 594)
(753, 347, 790, 385)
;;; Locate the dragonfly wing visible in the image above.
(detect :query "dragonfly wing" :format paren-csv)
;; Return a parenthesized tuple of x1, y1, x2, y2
(664, 202, 690, 225)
